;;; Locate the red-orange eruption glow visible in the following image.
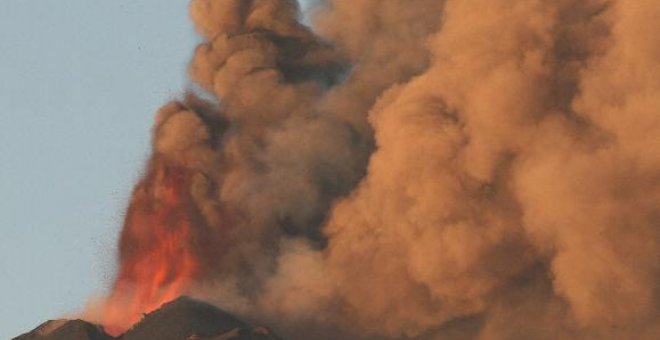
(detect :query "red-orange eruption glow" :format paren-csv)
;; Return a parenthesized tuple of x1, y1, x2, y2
(98, 159, 202, 335)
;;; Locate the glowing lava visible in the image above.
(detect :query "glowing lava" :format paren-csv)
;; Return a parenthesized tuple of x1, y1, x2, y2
(99, 160, 201, 335)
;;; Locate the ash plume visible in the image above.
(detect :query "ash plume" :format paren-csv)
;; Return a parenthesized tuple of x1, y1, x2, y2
(84, 0, 660, 339)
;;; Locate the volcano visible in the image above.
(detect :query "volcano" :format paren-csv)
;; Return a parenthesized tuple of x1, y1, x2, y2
(12, 0, 660, 338)
(14, 297, 282, 340)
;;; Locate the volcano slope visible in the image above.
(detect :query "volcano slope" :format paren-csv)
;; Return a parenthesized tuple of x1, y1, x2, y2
(14, 297, 282, 340)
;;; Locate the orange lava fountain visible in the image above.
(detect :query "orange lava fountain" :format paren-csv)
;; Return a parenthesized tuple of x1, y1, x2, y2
(98, 160, 202, 335)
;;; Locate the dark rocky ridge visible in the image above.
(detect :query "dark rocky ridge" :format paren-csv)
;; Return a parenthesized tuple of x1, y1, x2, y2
(14, 297, 283, 340)
(13, 319, 111, 340)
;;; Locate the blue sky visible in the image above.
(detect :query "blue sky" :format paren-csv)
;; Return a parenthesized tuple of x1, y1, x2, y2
(0, 0, 196, 337)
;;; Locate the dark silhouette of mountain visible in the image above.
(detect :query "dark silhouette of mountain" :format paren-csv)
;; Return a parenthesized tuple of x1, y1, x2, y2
(14, 297, 283, 340)
(13, 319, 110, 340)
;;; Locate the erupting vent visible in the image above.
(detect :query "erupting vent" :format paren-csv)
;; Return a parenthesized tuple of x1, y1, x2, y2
(19, 0, 660, 339)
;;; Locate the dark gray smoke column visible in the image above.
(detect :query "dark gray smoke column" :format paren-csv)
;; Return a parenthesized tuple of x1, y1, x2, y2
(85, 1, 660, 339)
(85, 0, 386, 331)
(183, 0, 372, 283)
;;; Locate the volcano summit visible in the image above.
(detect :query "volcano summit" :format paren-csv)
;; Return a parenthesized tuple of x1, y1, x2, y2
(15, 297, 282, 340)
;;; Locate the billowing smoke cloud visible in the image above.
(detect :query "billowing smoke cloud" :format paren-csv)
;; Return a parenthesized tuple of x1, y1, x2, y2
(86, 0, 660, 339)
